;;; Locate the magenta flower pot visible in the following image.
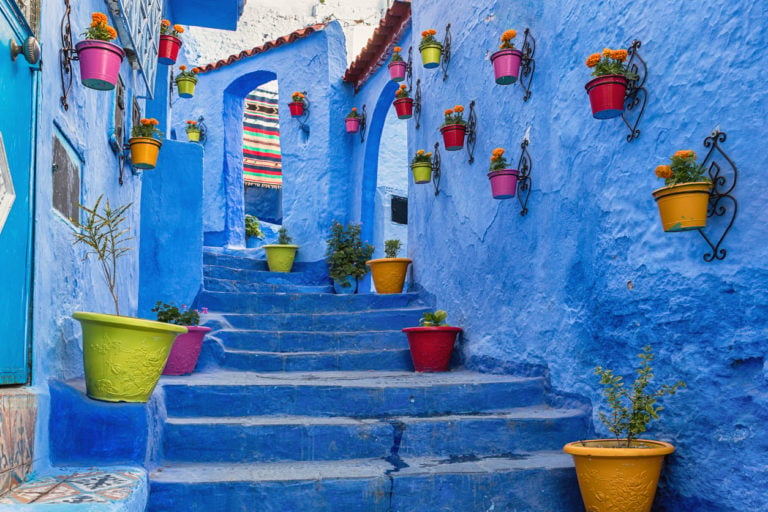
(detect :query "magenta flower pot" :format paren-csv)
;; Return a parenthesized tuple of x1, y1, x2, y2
(585, 74, 628, 119)
(393, 98, 413, 119)
(158, 35, 182, 65)
(440, 124, 467, 151)
(162, 325, 211, 375)
(345, 117, 361, 133)
(75, 40, 125, 91)
(488, 169, 520, 199)
(490, 49, 523, 85)
(388, 61, 406, 82)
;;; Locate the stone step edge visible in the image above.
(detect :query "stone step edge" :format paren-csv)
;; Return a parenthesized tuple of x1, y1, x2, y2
(214, 307, 431, 318)
(222, 347, 409, 357)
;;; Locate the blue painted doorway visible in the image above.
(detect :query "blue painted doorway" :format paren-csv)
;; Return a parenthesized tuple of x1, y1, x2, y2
(0, 1, 37, 384)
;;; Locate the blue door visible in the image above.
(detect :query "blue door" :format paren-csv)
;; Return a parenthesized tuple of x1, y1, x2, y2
(0, 1, 36, 384)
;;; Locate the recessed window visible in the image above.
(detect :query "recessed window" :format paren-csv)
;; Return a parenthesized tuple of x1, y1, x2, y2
(391, 195, 407, 224)
(51, 130, 81, 224)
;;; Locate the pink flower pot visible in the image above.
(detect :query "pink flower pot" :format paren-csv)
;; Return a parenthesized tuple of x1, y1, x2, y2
(440, 124, 467, 151)
(75, 40, 125, 91)
(162, 325, 211, 375)
(289, 102, 305, 116)
(393, 98, 413, 119)
(388, 61, 406, 82)
(490, 49, 523, 85)
(585, 74, 628, 119)
(402, 326, 462, 372)
(158, 35, 182, 65)
(488, 169, 520, 199)
(345, 117, 361, 133)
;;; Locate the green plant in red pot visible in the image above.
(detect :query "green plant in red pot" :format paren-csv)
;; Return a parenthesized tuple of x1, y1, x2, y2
(584, 47, 638, 119)
(439, 105, 467, 151)
(392, 84, 413, 119)
(402, 310, 462, 372)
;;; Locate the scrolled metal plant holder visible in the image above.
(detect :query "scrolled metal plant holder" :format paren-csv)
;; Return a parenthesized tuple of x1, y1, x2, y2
(621, 39, 648, 142)
(516, 137, 533, 216)
(195, 115, 208, 146)
(359, 104, 367, 143)
(696, 129, 737, 262)
(406, 45, 413, 89)
(414, 79, 422, 129)
(432, 141, 442, 196)
(440, 23, 451, 81)
(518, 28, 536, 102)
(294, 92, 310, 134)
(60, 0, 78, 111)
(465, 100, 477, 164)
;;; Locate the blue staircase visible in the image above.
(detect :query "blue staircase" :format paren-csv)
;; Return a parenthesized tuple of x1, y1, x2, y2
(149, 250, 588, 511)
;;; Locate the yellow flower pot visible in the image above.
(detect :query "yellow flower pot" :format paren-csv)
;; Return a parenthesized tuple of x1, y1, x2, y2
(563, 439, 675, 512)
(187, 130, 201, 142)
(263, 244, 298, 272)
(411, 162, 432, 184)
(176, 76, 197, 98)
(366, 258, 411, 294)
(652, 181, 712, 232)
(129, 137, 162, 170)
(419, 42, 442, 68)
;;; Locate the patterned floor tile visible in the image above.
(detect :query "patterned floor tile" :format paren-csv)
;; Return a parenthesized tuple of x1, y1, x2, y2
(0, 470, 143, 504)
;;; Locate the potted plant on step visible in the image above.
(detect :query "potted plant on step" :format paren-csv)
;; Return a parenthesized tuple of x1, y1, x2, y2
(366, 239, 411, 294)
(72, 196, 185, 402)
(388, 46, 406, 82)
(175, 65, 199, 98)
(410, 149, 433, 184)
(563, 345, 686, 512)
(152, 302, 210, 376)
(289, 91, 307, 116)
(129, 117, 163, 170)
(263, 227, 298, 272)
(402, 310, 462, 372)
(487, 147, 520, 199)
(158, 19, 184, 65)
(419, 29, 442, 68)
(345, 107, 362, 133)
(392, 84, 413, 119)
(326, 221, 374, 294)
(185, 120, 202, 142)
(245, 214, 265, 248)
(490, 29, 522, 85)
(440, 105, 467, 151)
(652, 150, 712, 232)
(585, 47, 637, 119)
(75, 12, 124, 91)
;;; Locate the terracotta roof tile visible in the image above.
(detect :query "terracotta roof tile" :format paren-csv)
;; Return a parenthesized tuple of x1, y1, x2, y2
(343, 0, 411, 92)
(196, 23, 328, 74)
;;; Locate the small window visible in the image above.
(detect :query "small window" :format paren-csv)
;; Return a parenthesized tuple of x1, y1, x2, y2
(52, 131, 81, 224)
(110, 76, 126, 153)
(391, 195, 407, 224)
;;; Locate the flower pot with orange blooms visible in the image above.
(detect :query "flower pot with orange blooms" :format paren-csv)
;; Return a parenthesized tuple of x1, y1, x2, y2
(129, 118, 163, 170)
(175, 65, 199, 98)
(75, 12, 125, 91)
(388, 46, 406, 81)
(410, 149, 433, 184)
(185, 120, 201, 142)
(439, 105, 467, 151)
(158, 19, 184, 65)
(487, 148, 519, 199)
(345, 107, 362, 133)
(288, 91, 307, 116)
(418, 29, 442, 68)
(584, 47, 637, 119)
(652, 149, 712, 232)
(490, 29, 523, 85)
(392, 84, 413, 119)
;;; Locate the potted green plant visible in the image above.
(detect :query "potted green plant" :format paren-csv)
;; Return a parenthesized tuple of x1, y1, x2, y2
(584, 47, 638, 119)
(487, 147, 520, 199)
(388, 46, 406, 81)
(345, 107, 362, 133)
(652, 150, 712, 232)
(244, 214, 265, 248)
(410, 149, 433, 184)
(440, 105, 467, 151)
(152, 302, 210, 376)
(325, 221, 374, 294)
(419, 29, 442, 68)
(402, 310, 462, 372)
(366, 239, 411, 294)
(263, 227, 298, 272)
(129, 117, 162, 170)
(72, 195, 185, 403)
(563, 345, 686, 512)
(490, 29, 522, 85)
(75, 11, 124, 91)
(185, 120, 202, 142)
(289, 91, 306, 116)
(158, 19, 184, 65)
(175, 65, 199, 98)
(392, 84, 413, 119)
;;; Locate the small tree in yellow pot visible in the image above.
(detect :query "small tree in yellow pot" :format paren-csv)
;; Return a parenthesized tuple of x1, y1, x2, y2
(366, 239, 411, 294)
(563, 346, 686, 512)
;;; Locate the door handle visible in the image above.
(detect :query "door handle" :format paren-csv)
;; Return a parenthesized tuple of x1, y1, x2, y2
(9, 36, 40, 65)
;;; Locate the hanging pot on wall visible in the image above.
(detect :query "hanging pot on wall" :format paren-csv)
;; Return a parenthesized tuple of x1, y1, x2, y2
(652, 181, 712, 232)
(388, 60, 406, 82)
(487, 169, 520, 199)
(345, 117, 361, 133)
(393, 98, 413, 119)
(158, 35, 182, 65)
(75, 40, 125, 91)
(175, 77, 197, 98)
(186, 129, 201, 143)
(419, 42, 442, 68)
(288, 102, 305, 117)
(440, 124, 467, 151)
(490, 48, 523, 85)
(585, 74, 628, 119)
(129, 137, 162, 170)
(410, 162, 432, 184)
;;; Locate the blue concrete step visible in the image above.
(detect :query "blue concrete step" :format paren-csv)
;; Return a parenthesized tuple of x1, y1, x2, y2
(221, 347, 414, 372)
(213, 329, 408, 352)
(203, 264, 327, 285)
(159, 370, 546, 418)
(203, 276, 332, 294)
(203, 252, 327, 277)
(148, 453, 582, 511)
(218, 307, 430, 331)
(198, 290, 422, 314)
(162, 406, 589, 463)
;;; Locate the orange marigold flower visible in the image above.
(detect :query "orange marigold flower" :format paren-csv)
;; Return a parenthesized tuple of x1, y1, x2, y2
(140, 118, 151, 126)
(179, 65, 187, 71)
(492, 148, 504, 156)
(602, 47, 612, 57)
(394, 46, 401, 52)
(501, 29, 517, 41)
(92, 12, 108, 24)
(611, 49, 628, 62)
(150, 118, 159, 125)
(425, 152, 432, 157)
(421, 30, 429, 38)
(586, 53, 601, 68)
(399, 84, 407, 89)
(444, 109, 453, 115)
(351, 107, 357, 111)
(174, 25, 184, 33)
(417, 149, 425, 155)
(454, 105, 464, 112)
(192, 67, 201, 73)
(161, 19, 171, 27)
(655, 165, 673, 179)
(429, 29, 437, 35)
(106, 26, 117, 40)
(673, 149, 696, 159)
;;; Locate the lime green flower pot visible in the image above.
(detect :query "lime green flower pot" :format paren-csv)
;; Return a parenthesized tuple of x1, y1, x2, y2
(263, 244, 299, 272)
(419, 42, 442, 68)
(73, 311, 186, 403)
(175, 77, 197, 98)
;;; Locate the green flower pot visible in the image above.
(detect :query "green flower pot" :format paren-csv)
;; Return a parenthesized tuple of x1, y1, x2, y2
(176, 77, 197, 98)
(73, 311, 186, 403)
(419, 42, 442, 68)
(263, 244, 299, 272)
(411, 162, 432, 184)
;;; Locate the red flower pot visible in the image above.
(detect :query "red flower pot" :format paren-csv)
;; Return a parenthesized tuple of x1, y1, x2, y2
(393, 98, 413, 119)
(389, 61, 406, 82)
(490, 49, 523, 85)
(440, 124, 467, 151)
(158, 35, 182, 65)
(402, 326, 462, 372)
(585, 74, 628, 119)
(488, 169, 520, 199)
(345, 117, 361, 133)
(289, 102, 305, 117)
(162, 325, 211, 376)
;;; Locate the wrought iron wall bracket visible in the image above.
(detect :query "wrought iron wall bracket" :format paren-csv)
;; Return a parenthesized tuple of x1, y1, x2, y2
(432, 141, 442, 196)
(441, 23, 451, 81)
(406, 46, 413, 89)
(294, 92, 311, 134)
(414, 79, 422, 129)
(518, 28, 536, 102)
(696, 129, 738, 262)
(60, 0, 79, 111)
(195, 115, 208, 145)
(621, 39, 648, 142)
(465, 100, 477, 164)
(121, 143, 142, 179)
(359, 104, 367, 143)
(516, 136, 533, 216)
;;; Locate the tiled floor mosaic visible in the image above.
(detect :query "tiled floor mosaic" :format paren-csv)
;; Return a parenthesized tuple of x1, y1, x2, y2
(0, 470, 143, 504)
(0, 389, 36, 496)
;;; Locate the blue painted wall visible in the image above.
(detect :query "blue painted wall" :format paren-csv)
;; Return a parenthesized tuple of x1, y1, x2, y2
(347, 1, 768, 510)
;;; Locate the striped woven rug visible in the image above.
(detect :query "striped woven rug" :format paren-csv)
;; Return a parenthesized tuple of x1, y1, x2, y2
(243, 88, 282, 188)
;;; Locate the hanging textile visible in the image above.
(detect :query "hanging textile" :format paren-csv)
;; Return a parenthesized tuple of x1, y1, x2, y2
(243, 88, 282, 188)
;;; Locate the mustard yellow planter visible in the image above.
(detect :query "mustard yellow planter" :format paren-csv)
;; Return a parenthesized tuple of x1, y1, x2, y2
(129, 137, 162, 170)
(411, 162, 432, 184)
(419, 43, 442, 68)
(563, 439, 674, 512)
(187, 130, 201, 142)
(652, 181, 712, 232)
(73, 312, 186, 403)
(264, 244, 298, 272)
(367, 258, 411, 294)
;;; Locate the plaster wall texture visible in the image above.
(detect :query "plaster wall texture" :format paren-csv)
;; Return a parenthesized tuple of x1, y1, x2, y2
(341, 0, 766, 510)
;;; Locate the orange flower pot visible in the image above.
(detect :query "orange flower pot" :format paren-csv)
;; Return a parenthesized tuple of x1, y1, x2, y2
(129, 137, 162, 170)
(366, 258, 411, 294)
(652, 181, 712, 232)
